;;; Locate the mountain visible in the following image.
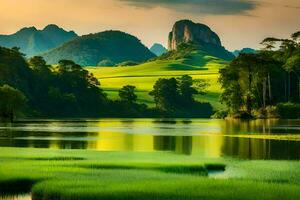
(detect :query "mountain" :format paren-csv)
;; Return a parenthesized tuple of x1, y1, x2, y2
(150, 43, 167, 56)
(233, 48, 256, 57)
(42, 30, 156, 66)
(0, 24, 78, 57)
(168, 20, 234, 61)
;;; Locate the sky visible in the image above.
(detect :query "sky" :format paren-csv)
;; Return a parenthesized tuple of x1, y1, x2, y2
(0, 0, 299, 51)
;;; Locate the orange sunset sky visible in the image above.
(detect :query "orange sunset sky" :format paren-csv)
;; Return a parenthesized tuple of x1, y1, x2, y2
(0, 0, 299, 50)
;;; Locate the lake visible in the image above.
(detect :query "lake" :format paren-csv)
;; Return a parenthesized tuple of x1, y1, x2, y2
(0, 119, 300, 160)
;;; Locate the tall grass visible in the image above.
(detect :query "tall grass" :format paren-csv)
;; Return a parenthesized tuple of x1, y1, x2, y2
(1, 147, 300, 200)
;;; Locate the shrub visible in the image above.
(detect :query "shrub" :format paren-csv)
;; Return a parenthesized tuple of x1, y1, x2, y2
(97, 59, 115, 66)
(211, 110, 228, 119)
(276, 103, 300, 119)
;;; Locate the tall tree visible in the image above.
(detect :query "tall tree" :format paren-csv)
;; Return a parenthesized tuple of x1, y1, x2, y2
(149, 78, 179, 112)
(119, 85, 137, 104)
(0, 85, 27, 122)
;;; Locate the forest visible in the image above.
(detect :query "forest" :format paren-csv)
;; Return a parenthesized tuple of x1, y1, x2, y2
(0, 46, 212, 121)
(219, 31, 300, 119)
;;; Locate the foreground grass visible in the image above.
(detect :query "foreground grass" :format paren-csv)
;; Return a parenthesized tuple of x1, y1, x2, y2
(1, 147, 300, 200)
(87, 51, 225, 109)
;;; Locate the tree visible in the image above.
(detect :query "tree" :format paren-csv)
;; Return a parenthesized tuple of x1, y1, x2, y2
(0, 85, 27, 122)
(29, 56, 50, 73)
(177, 75, 208, 104)
(219, 66, 243, 113)
(260, 37, 280, 51)
(291, 31, 300, 43)
(119, 85, 137, 104)
(177, 75, 197, 103)
(220, 31, 300, 118)
(284, 54, 300, 100)
(150, 76, 210, 115)
(149, 78, 179, 112)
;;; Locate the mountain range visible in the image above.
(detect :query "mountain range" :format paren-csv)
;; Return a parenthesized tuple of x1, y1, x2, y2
(0, 20, 236, 67)
(0, 24, 78, 57)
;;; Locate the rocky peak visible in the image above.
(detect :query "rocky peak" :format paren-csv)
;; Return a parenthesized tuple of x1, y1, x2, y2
(168, 20, 234, 60)
(168, 20, 221, 50)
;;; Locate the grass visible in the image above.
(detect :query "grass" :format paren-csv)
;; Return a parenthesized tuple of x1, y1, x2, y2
(87, 50, 226, 109)
(1, 147, 300, 200)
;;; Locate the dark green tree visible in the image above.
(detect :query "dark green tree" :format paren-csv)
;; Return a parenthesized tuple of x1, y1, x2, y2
(149, 78, 179, 112)
(29, 56, 50, 73)
(177, 75, 197, 103)
(0, 85, 27, 122)
(119, 85, 137, 104)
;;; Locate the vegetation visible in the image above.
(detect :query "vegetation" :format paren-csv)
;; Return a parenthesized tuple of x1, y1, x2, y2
(117, 61, 140, 66)
(42, 30, 155, 66)
(1, 148, 300, 200)
(0, 47, 107, 118)
(87, 43, 227, 109)
(220, 31, 300, 118)
(0, 46, 213, 119)
(150, 75, 213, 117)
(0, 85, 27, 122)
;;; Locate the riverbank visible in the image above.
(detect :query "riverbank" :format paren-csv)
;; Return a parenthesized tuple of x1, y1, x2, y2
(1, 147, 300, 200)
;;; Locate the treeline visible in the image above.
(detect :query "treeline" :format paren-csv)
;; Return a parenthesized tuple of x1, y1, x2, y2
(219, 31, 300, 118)
(0, 46, 212, 121)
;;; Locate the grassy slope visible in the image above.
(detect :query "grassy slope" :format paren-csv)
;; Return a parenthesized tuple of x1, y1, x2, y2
(1, 148, 300, 200)
(87, 50, 226, 109)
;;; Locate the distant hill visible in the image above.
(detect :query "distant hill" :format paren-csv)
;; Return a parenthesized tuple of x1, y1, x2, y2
(0, 24, 77, 57)
(168, 20, 234, 61)
(233, 48, 256, 57)
(42, 30, 156, 66)
(150, 43, 167, 56)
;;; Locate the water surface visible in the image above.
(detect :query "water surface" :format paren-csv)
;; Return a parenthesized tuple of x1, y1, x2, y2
(0, 119, 300, 160)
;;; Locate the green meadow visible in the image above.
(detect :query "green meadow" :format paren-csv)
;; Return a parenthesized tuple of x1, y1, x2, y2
(87, 50, 226, 109)
(1, 147, 300, 200)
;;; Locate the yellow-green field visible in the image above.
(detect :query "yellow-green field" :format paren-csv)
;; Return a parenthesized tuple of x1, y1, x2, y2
(87, 51, 226, 109)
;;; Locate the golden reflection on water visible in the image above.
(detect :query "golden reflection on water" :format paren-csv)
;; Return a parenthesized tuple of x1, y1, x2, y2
(88, 132, 154, 152)
(1, 194, 31, 200)
(0, 119, 300, 159)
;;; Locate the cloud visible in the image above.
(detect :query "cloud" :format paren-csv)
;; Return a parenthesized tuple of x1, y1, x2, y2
(119, 0, 259, 15)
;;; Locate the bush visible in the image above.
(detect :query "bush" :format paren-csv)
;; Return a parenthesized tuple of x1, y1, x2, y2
(232, 111, 254, 119)
(266, 106, 280, 118)
(211, 110, 228, 119)
(116, 61, 139, 66)
(276, 103, 300, 119)
(98, 59, 115, 66)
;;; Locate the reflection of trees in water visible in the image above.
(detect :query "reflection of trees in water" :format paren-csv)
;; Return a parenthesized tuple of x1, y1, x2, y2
(220, 119, 300, 159)
(153, 136, 192, 155)
(0, 129, 91, 150)
(221, 137, 300, 160)
(221, 119, 279, 135)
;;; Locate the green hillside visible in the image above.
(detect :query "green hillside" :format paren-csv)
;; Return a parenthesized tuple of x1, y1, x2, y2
(88, 48, 227, 109)
(42, 30, 155, 66)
